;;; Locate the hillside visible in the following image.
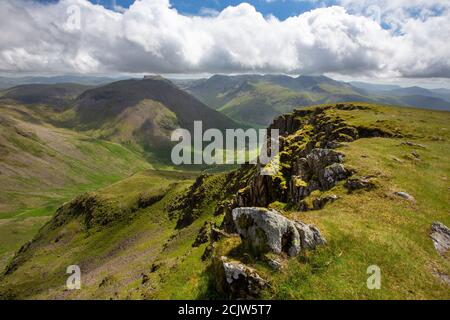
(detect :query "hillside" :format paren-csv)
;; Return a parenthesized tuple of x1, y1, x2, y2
(0, 83, 92, 110)
(0, 76, 240, 273)
(184, 75, 450, 126)
(0, 100, 151, 270)
(63, 77, 239, 152)
(1, 103, 448, 300)
(184, 74, 373, 126)
(0, 75, 119, 90)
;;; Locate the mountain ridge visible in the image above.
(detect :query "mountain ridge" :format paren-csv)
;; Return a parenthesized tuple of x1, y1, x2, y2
(182, 74, 450, 126)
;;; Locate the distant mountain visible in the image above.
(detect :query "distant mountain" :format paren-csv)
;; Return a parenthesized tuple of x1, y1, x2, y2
(183, 75, 450, 125)
(0, 75, 120, 90)
(68, 76, 239, 151)
(351, 82, 450, 103)
(349, 81, 402, 92)
(431, 88, 450, 101)
(185, 74, 372, 125)
(391, 95, 450, 111)
(0, 83, 92, 110)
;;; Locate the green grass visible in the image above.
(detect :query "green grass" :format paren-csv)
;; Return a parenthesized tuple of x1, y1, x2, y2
(0, 103, 157, 272)
(0, 170, 216, 299)
(218, 81, 320, 126)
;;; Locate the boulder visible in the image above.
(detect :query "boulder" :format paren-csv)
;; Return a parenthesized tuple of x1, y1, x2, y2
(394, 191, 415, 202)
(401, 141, 426, 149)
(294, 221, 327, 250)
(430, 222, 450, 255)
(213, 256, 267, 299)
(232, 207, 326, 256)
(319, 163, 350, 190)
(345, 177, 377, 192)
(267, 259, 282, 270)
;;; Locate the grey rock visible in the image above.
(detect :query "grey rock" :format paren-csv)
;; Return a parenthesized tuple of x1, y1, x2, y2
(394, 191, 415, 201)
(298, 194, 339, 211)
(319, 163, 350, 190)
(214, 256, 267, 299)
(267, 259, 282, 270)
(345, 177, 377, 192)
(232, 207, 326, 256)
(305, 148, 345, 174)
(401, 141, 426, 149)
(210, 227, 230, 242)
(432, 270, 450, 285)
(430, 222, 450, 255)
(294, 221, 327, 250)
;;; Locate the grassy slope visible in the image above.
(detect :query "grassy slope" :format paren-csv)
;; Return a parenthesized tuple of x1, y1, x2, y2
(0, 102, 152, 271)
(1, 103, 449, 300)
(265, 104, 450, 299)
(0, 170, 218, 299)
(217, 82, 372, 126)
(218, 82, 319, 126)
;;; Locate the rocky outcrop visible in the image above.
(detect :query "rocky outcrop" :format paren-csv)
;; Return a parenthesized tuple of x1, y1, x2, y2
(298, 195, 338, 212)
(219, 105, 395, 212)
(192, 222, 210, 247)
(213, 256, 268, 299)
(232, 207, 326, 256)
(345, 177, 377, 192)
(290, 149, 350, 204)
(167, 174, 210, 229)
(430, 222, 450, 255)
(137, 192, 164, 209)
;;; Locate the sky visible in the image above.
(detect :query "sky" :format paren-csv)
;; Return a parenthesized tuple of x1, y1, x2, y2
(38, 0, 328, 20)
(1, 0, 450, 87)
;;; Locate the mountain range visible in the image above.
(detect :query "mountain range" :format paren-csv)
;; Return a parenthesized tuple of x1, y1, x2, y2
(179, 75, 450, 126)
(0, 75, 122, 90)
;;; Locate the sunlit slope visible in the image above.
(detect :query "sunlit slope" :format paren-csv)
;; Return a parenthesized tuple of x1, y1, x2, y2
(0, 102, 151, 216)
(185, 75, 450, 126)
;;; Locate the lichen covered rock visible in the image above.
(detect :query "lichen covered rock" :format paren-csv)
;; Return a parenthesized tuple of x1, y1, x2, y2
(232, 207, 326, 256)
(213, 256, 267, 299)
(345, 177, 377, 192)
(430, 222, 450, 256)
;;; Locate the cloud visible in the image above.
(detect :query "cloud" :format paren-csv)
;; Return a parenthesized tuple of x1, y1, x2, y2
(0, 0, 449, 78)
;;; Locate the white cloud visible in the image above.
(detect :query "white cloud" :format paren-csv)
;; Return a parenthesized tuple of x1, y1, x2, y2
(0, 0, 449, 79)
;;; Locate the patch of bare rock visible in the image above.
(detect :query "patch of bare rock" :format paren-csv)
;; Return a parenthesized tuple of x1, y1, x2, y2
(430, 222, 450, 256)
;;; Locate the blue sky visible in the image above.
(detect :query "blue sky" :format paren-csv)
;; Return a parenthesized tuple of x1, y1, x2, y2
(39, 0, 329, 20)
(9, 0, 450, 87)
